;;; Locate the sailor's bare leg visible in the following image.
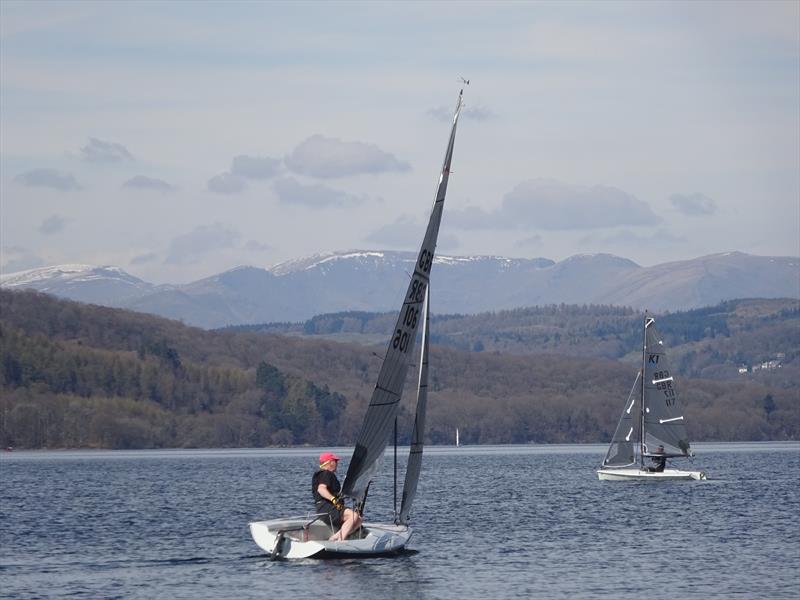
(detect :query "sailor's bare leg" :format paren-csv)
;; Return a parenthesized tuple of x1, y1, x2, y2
(328, 509, 362, 541)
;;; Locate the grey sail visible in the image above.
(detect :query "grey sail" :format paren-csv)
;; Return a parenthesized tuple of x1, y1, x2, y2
(601, 371, 640, 468)
(342, 90, 464, 507)
(642, 317, 692, 458)
(398, 287, 430, 525)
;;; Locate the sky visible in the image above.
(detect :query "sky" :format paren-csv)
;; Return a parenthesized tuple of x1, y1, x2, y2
(1, 0, 798, 284)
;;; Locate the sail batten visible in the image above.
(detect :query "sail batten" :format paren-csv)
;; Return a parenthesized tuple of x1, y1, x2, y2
(341, 90, 464, 507)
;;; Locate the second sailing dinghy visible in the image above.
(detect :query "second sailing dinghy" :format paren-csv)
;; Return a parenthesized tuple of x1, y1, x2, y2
(597, 315, 707, 481)
(249, 87, 465, 559)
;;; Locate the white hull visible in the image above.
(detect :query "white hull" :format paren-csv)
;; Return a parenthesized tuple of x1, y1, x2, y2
(597, 467, 707, 481)
(249, 516, 412, 559)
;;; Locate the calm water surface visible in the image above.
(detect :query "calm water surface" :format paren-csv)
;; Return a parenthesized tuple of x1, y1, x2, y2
(1, 443, 798, 599)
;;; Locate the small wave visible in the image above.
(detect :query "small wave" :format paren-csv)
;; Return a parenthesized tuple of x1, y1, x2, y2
(141, 557, 211, 567)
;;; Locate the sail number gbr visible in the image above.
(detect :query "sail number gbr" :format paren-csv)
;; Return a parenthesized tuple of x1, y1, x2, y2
(393, 277, 427, 353)
(654, 369, 676, 406)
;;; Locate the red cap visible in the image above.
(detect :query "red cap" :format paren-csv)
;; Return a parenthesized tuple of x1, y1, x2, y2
(319, 452, 340, 464)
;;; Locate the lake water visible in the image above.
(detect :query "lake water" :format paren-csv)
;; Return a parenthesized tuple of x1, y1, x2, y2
(1, 443, 798, 599)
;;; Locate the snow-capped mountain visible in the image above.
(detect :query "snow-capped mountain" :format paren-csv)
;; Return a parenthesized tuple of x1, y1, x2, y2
(1, 251, 797, 328)
(0, 264, 157, 305)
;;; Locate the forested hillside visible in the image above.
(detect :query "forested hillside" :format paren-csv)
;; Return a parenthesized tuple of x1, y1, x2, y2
(233, 299, 799, 387)
(1, 290, 797, 449)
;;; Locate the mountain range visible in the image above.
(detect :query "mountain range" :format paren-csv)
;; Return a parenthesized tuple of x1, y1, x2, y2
(1, 251, 797, 328)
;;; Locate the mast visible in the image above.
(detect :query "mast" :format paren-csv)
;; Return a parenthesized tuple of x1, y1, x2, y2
(640, 312, 647, 470)
(341, 87, 465, 510)
(393, 418, 397, 519)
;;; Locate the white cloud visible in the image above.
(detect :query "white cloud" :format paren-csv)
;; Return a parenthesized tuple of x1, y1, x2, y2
(284, 135, 410, 179)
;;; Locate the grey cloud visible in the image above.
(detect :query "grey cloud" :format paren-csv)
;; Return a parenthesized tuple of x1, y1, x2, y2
(446, 205, 494, 229)
(231, 155, 282, 180)
(427, 104, 494, 123)
(515, 234, 544, 249)
(244, 240, 273, 253)
(436, 232, 461, 253)
(465, 106, 494, 121)
(165, 223, 240, 265)
(284, 135, 410, 179)
(130, 252, 159, 265)
(14, 168, 82, 191)
(272, 177, 363, 208)
(364, 215, 459, 251)
(1, 247, 45, 273)
(364, 215, 423, 248)
(208, 173, 247, 194)
(81, 137, 134, 163)
(448, 179, 660, 231)
(581, 228, 686, 247)
(39, 215, 66, 235)
(123, 175, 175, 192)
(669, 193, 717, 216)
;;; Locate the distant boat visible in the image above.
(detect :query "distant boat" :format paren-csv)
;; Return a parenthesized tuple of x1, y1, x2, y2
(249, 87, 466, 559)
(455, 427, 460, 447)
(597, 315, 707, 481)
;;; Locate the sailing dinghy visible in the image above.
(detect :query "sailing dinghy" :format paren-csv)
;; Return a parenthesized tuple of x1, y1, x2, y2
(249, 87, 465, 559)
(597, 315, 707, 481)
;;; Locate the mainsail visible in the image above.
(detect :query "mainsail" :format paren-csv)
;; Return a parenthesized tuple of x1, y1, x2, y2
(641, 317, 692, 458)
(398, 287, 429, 524)
(342, 90, 464, 507)
(601, 371, 640, 468)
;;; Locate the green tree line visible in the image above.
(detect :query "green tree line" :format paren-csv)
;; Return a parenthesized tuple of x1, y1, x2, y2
(1, 289, 797, 449)
(231, 299, 799, 387)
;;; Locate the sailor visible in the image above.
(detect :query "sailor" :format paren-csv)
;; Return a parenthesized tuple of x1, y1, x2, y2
(312, 451, 362, 541)
(648, 445, 667, 472)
